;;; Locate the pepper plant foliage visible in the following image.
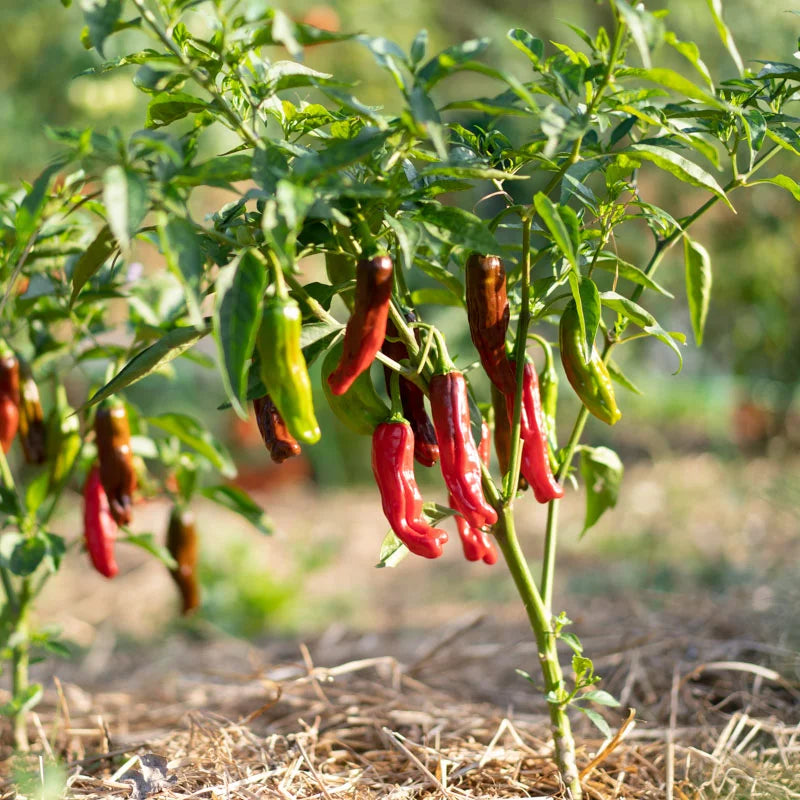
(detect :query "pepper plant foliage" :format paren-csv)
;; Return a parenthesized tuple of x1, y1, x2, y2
(1, 0, 799, 791)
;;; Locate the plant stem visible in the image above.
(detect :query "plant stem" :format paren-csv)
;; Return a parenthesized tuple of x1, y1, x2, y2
(494, 507, 582, 799)
(11, 579, 31, 752)
(540, 499, 560, 609)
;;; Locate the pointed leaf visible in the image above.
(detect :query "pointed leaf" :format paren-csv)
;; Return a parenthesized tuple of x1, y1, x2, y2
(580, 446, 623, 535)
(600, 291, 655, 328)
(80, 0, 121, 56)
(683, 236, 712, 346)
(534, 192, 577, 269)
(705, 0, 744, 76)
(103, 166, 148, 251)
(70, 225, 116, 304)
(748, 174, 800, 202)
(83, 325, 210, 408)
(213, 250, 267, 419)
(624, 144, 734, 211)
(376, 530, 409, 568)
(200, 485, 273, 535)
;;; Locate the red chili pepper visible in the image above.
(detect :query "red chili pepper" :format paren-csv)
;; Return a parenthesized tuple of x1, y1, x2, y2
(382, 315, 439, 467)
(0, 348, 20, 454)
(451, 421, 498, 565)
(94, 399, 137, 526)
(430, 371, 498, 529)
(18, 362, 46, 465)
(371, 419, 448, 559)
(328, 255, 393, 396)
(465, 253, 516, 393)
(253, 394, 302, 463)
(83, 465, 119, 579)
(506, 361, 564, 504)
(167, 506, 200, 615)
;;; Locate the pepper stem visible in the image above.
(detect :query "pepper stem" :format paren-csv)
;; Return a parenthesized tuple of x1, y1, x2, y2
(431, 329, 454, 374)
(388, 370, 403, 418)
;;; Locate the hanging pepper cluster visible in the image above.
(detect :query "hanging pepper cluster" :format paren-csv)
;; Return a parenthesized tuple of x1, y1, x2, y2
(250, 241, 621, 567)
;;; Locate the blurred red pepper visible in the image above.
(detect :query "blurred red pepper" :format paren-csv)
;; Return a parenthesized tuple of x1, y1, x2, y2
(94, 398, 137, 526)
(83, 465, 119, 579)
(506, 361, 564, 504)
(0, 345, 20, 454)
(167, 506, 200, 615)
(328, 255, 393, 395)
(381, 315, 439, 467)
(372, 418, 448, 559)
(18, 361, 46, 464)
(253, 394, 302, 463)
(451, 421, 498, 565)
(430, 369, 498, 529)
(465, 253, 515, 393)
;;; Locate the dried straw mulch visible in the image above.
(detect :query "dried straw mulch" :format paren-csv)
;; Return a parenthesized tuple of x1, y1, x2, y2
(2, 594, 799, 799)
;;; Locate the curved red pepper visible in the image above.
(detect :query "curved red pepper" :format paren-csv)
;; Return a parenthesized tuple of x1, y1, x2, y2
(328, 255, 393, 396)
(506, 361, 564, 504)
(253, 394, 302, 463)
(0, 351, 20, 454)
(430, 371, 498, 529)
(83, 465, 119, 579)
(451, 421, 498, 565)
(382, 316, 439, 467)
(371, 420, 448, 559)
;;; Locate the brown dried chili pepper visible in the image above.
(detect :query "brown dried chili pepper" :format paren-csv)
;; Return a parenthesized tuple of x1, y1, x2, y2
(491, 384, 528, 492)
(381, 315, 439, 467)
(83, 464, 119, 579)
(17, 361, 46, 464)
(372, 417, 448, 559)
(327, 255, 393, 396)
(451, 421, 498, 565)
(429, 339, 498, 530)
(506, 361, 564, 504)
(94, 398, 137, 526)
(465, 253, 516, 393)
(253, 394, 302, 463)
(166, 505, 200, 615)
(0, 344, 20, 454)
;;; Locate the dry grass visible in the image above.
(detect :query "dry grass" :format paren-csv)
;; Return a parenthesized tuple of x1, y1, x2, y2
(2, 600, 798, 799)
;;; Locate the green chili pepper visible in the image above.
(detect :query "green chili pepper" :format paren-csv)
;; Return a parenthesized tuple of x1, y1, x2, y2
(46, 385, 81, 493)
(536, 338, 559, 451)
(559, 301, 621, 426)
(257, 295, 321, 445)
(321, 339, 389, 435)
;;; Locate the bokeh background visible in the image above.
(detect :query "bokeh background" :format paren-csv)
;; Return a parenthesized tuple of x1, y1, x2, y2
(2, 0, 799, 652)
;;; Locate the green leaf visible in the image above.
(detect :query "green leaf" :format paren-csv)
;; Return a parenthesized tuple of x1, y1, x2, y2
(534, 192, 577, 270)
(15, 162, 63, 242)
(580, 446, 623, 535)
(607, 360, 643, 395)
(582, 689, 621, 708)
(619, 65, 723, 107)
(145, 92, 207, 128)
(643, 324, 686, 373)
(705, 0, 744, 76)
(410, 287, 463, 307)
(570, 278, 601, 363)
(417, 205, 498, 253)
(559, 631, 584, 655)
(158, 216, 204, 325)
(0, 683, 43, 717)
(592, 254, 674, 298)
(102, 166, 148, 252)
(214, 250, 267, 419)
(748, 174, 800, 202)
(70, 226, 116, 305)
(122, 533, 176, 569)
(616, 0, 664, 68)
(174, 154, 253, 187)
(9, 535, 48, 577)
(261, 180, 315, 266)
(577, 707, 613, 740)
(683, 236, 712, 346)
(417, 38, 490, 89)
(507, 28, 544, 64)
(80, 0, 121, 56)
(623, 144, 734, 211)
(414, 256, 464, 300)
(0, 488, 21, 516)
(600, 291, 655, 328)
(83, 325, 210, 409)
(200, 485, 273, 535)
(410, 30, 427, 67)
(376, 529, 409, 568)
(25, 471, 51, 517)
(147, 413, 236, 478)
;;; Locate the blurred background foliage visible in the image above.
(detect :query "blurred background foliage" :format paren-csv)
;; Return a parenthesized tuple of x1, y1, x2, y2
(3, 0, 799, 490)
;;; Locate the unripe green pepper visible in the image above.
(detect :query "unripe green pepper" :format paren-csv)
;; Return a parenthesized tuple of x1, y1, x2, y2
(537, 338, 559, 451)
(559, 301, 621, 426)
(321, 340, 389, 435)
(256, 295, 321, 445)
(47, 385, 81, 492)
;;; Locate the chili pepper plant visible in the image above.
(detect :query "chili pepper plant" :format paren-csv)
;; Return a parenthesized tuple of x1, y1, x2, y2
(3, 0, 800, 795)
